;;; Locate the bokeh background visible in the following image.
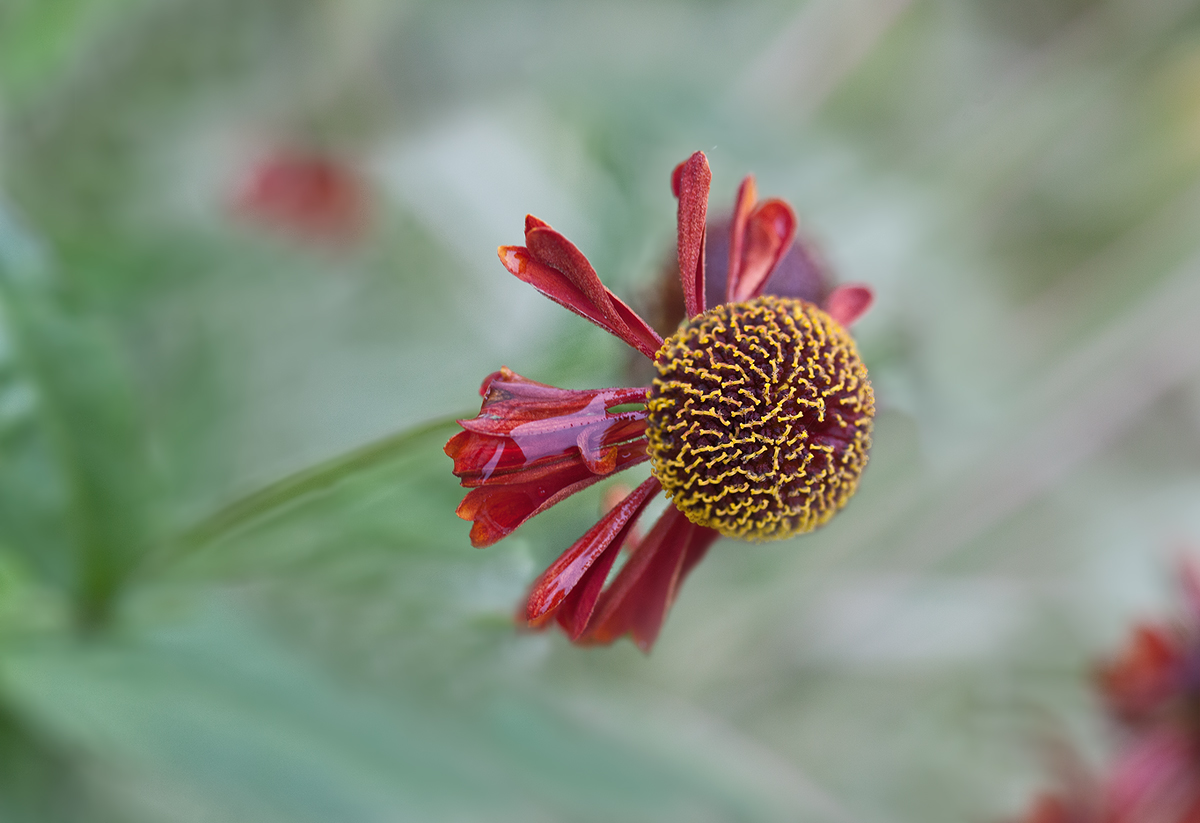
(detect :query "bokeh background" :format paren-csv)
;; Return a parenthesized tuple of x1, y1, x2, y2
(3, 0, 1200, 820)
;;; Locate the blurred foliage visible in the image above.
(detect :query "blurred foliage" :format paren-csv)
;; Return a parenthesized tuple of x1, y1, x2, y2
(2, 0, 1200, 820)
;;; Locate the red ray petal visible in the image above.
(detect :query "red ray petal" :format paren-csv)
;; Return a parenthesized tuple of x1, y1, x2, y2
(450, 438, 648, 546)
(466, 368, 648, 430)
(448, 368, 648, 478)
(725, 175, 758, 304)
(447, 423, 648, 487)
(524, 225, 618, 322)
(730, 199, 797, 303)
(455, 445, 646, 548)
(446, 368, 652, 546)
(525, 476, 660, 629)
(584, 506, 719, 652)
(672, 152, 711, 319)
(498, 223, 662, 359)
(823, 284, 874, 328)
(553, 537, 625, 639)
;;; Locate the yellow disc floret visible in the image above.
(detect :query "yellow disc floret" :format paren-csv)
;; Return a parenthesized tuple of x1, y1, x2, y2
(646, 295, 874, 541)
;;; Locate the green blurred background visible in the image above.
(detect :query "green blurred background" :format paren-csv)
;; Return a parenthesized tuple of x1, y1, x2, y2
(2, 0, 1200, 820)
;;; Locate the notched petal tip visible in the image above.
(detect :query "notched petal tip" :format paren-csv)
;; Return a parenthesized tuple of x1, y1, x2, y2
(524, 214, 551, 235)
(824, 284, 874, 328)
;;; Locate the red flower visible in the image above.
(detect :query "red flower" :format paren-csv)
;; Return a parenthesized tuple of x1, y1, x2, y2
(232, 147, 371, 246)
(1015, 559, 1200, 823)
(446, 152, 876, 650)
(1098, 623, 1185, 727)
(1097, 559, 1200, 730)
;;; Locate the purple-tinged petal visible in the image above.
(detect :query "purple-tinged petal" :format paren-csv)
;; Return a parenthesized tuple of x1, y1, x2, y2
(672, 152, 711, 319)
(525, 476, 660, 627)
(823, 284, 874, 328)
(704, 219, 833, 313)
(584, 505, 719, 651)
(446, 368, 652, 546)
(450, 369, 648, 473)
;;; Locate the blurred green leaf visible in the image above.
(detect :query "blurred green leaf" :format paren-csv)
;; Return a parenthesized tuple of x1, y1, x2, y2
(0, 214, 152, 627)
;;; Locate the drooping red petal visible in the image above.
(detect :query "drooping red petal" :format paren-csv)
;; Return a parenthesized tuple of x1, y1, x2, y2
(454, 441, 647, 547)
(525, 476, 660, 630)
(584, 505, 719, 652)
(446, 368, 652, 546)
(729, 200, 797, 303)
(823, 284, 874, 328)
(672, 152, 711, 319)
(498, 219, 662, 359)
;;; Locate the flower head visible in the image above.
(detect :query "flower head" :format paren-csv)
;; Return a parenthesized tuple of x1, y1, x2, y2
(446, 151, 876, 650)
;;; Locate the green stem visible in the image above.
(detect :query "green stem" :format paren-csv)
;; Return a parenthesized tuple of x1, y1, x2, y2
(165, 414, 462, 561)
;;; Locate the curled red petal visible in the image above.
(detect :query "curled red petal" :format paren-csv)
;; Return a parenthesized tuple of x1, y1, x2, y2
(553, 535, 626, 639)
(672, 152, 711, 318)
(454, 441, 648, 547)
(725, 176, 758, 304)
(446, 368, 653, 546)
(464, 368, 648, 434)
(584, 505, 719, 651)
(448, 368, 648, 477)
(823, 284, 874, 328)
(525, 476, 661, 629)
(525, 226, 619, 325)
(499, 225, 662, 359)
(448, 421, 647, 487)
(730, 199, 797, 303)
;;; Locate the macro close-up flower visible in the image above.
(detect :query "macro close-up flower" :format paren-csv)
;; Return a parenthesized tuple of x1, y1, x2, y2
(445, 151, 876, 650)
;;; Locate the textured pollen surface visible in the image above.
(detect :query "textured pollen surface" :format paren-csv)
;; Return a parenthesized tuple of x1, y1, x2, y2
(646, 295, 874, 541)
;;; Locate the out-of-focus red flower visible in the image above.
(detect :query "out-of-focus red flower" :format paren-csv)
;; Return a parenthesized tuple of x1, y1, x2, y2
(1098, 624, 1185, 726)
(1015, 559, 1200, 823)
(231, 148, 371, 246)
(1016, 794, 1096, 823)
(445, 152, 877, 651)
(1097, 559, 1200, 731)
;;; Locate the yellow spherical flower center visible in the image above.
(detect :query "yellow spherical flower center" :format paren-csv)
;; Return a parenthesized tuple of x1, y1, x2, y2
(645, 295, 874, 541)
